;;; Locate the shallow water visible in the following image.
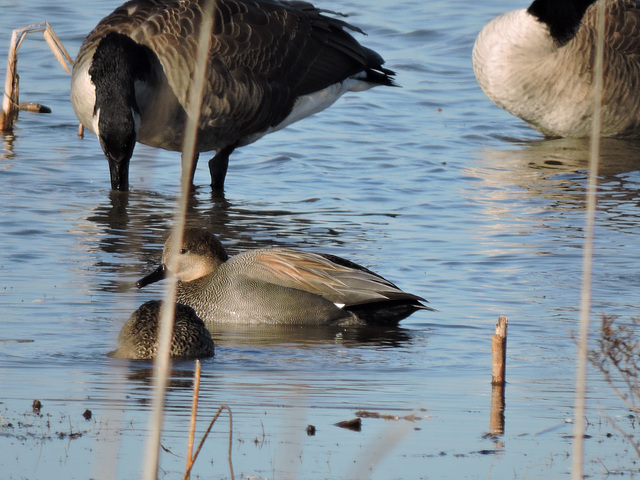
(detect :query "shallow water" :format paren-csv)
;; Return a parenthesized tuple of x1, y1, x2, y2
(1, 0, 639, 478)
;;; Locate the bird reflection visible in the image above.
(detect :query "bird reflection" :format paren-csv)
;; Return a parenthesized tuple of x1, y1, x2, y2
(80, 183, 376, 292)
(121, 364, 203, 393)
(472, 137, 640, 222)
(207, 324, 413, 348)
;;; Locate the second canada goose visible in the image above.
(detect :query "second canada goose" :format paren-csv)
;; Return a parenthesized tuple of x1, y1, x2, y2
(71, 0, 396, 191)
(472, 0, 640, 138)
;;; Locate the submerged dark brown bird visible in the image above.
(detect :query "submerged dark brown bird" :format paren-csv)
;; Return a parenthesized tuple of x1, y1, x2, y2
(137, 228, 431, 326)
(113, 300, 215, 359)
(70, 0, 396, 191)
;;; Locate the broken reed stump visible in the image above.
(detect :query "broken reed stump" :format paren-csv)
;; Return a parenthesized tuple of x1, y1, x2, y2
(1, 22, 73, 131)
(492, 315, 508, 385)
(490, 316, 508, 435)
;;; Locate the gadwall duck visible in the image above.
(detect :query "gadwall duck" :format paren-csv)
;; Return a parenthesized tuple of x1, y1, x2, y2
(136, 228, 431, 326)
(473, 0, 640, 138)
(112, 300, 215, 359)
(70, 0, 396, 191)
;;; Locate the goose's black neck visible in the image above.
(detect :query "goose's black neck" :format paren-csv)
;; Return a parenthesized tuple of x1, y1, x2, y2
(89, 33, 150, 113)
(89, 33, 154, 190)
(528, 0, 597, 46)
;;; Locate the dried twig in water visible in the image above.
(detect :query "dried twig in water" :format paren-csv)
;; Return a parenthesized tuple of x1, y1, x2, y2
(589, 314, 640, 412)
(589, 314, 640, 458)
(182, 404, 234, 480)
(1, 22, 73, 131)
(185, 360, 201, 480)
(600, 408, 640, 459)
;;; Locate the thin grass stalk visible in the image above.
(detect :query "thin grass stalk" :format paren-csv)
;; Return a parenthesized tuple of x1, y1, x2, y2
(182, 405, 234, 480)
(185, 360, 202, 480)
(571, 0, 605, 477)
(142, 2, 214, 479)
(42, 23, 74, 73)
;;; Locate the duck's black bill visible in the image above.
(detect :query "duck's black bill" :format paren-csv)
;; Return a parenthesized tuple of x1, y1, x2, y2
(135, 264, 167, 289)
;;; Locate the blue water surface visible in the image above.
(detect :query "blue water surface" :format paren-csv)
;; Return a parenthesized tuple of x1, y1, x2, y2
(1, 0, 639, 478)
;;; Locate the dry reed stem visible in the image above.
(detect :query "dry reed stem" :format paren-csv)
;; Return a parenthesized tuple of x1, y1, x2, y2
(41, 24, 73, 73)
(185, 360, 202, 480)
(572, 0, 605, 478)
(142, 2, 214, 479)
(1, 29, 19, 131)
(1, 22, 73, 131)
(182, 405, 234, 480)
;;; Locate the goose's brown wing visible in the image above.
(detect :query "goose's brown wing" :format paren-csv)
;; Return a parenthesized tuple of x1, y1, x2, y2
(79, 0, 393, 139)
(604, 0, 640, 57)
(577, 0, 640, 57)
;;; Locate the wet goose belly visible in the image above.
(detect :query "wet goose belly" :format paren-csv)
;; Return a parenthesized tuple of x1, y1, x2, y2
(239, 76, 374, 147)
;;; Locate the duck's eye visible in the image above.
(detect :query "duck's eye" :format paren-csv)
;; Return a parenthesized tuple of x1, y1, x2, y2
(180, 248, 188, 254)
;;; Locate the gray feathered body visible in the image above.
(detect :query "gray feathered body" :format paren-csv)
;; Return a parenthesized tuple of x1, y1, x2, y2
(175, 247, 428, 326)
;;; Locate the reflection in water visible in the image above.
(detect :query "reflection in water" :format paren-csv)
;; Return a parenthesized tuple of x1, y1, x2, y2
(120, 364, 199, 394)
(77, 184, 384, 295)
(208, 324, 414, 348)
(489, 384, 505, 435)
(472, 137, 640, 229)
(1, 130, 16, 165)
(103, 324, 417, 407)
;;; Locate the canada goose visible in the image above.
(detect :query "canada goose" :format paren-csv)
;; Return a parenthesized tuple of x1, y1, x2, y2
(472, 0, 640, 138)
(136, 228, 431, 326)
(70, 0, 396, 191)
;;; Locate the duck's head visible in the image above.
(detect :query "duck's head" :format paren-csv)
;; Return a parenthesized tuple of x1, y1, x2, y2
(136, 228, 229, 288)
(89, 33, 146, 191)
